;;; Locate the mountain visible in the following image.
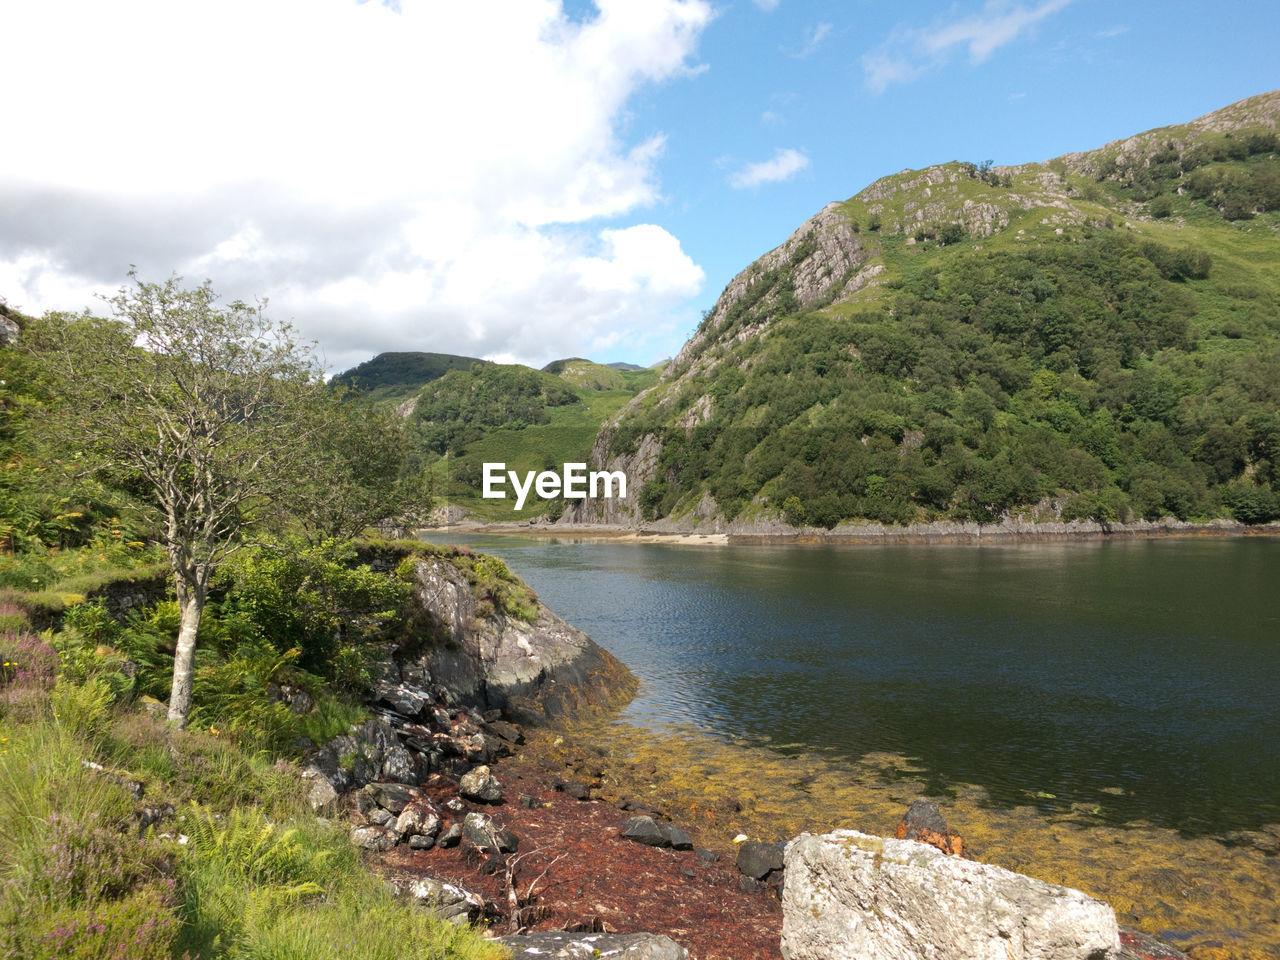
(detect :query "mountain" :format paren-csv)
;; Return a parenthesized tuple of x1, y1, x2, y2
(565, 91, 1280, 529)
(406, 360, 659, 521)
(332, 351, 486, 403)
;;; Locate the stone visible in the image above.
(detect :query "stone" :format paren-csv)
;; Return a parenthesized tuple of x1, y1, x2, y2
(394, 799, 441, 840)
(564, 781, 591, 801)
(378, 681, 430, 718)
(620, 815, 670, 848)
(367, 782, 417, 814)
(895, 798, 965, 857)
(459, 764, 503, 803)
(367, 807, 395, 827)
(499, 933, 690, 959)
(736, 840, 784, 879)
(662, 825, 693, 850)
(462, 812, 518, 853)
(381, 744, 419, 784)
(408, 834, 435, 850)
(349, 825, 398, 852)
(897, 798, 949, 837)
(305, 775, 339, 812)
(487, 719, 524, 744)
(781, 830, 1121, 960)
(399, 556, 634, 724)
(695, 848, 720, 863)
(436, 823, 463, 848)
(405, 876, 484, 924)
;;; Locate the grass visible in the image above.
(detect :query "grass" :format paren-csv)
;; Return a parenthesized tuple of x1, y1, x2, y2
(0, 536, 169, 625)
(0, 629, 508, 960)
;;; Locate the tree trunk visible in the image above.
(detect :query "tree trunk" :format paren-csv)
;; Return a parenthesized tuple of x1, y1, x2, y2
(167, 587, 206, 728)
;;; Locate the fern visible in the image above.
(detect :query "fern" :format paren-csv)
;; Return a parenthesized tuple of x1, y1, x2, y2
(184, 803, 331, 891)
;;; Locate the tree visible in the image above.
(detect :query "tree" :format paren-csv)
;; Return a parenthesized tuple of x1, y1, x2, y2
(282, 388, 433, 545)
(28, 275, 333, 727)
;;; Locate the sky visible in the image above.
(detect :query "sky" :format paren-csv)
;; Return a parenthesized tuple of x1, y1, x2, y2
(2, 0, 1278, 374)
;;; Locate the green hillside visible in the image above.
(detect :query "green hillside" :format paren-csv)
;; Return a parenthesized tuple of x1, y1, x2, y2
(331, 351, 486, 404)
(596, 91, 1280, 529)
(410, 361, 658, 521)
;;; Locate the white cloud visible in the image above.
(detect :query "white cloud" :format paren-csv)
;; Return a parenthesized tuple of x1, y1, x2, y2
(728, 148, 810, 189)
(0, 0, 713, 370)
(784, 21, 833, 59)
(863, 0, 1071, 93)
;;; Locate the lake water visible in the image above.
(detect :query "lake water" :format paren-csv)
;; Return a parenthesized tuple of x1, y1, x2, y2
(437, 533, 1280, 835)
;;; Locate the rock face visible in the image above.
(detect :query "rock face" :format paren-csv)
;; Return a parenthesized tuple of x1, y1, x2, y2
(500, 932, 690, 960)
(401, 557, 634, 724)
(781, 830, 1120, 960)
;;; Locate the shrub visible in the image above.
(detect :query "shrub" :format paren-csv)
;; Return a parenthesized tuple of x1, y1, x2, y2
(5, 885, 179, 960)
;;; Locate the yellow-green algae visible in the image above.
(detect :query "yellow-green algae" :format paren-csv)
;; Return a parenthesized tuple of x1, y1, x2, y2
(525, 715, 1280, 960)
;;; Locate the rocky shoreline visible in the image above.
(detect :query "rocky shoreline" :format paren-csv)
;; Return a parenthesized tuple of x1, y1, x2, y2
(427, 515, 1280, 546)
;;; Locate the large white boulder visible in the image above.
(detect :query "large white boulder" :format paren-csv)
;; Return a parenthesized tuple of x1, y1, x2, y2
(781, 830, 1120, 960)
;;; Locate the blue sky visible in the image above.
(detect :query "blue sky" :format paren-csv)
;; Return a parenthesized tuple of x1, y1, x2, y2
(2, 0, 1277, 372)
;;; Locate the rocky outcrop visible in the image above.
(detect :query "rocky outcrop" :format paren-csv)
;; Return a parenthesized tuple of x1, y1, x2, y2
(400, 556, 634, 724)
(499, 932, 690, 960)
(781, 829, 1120, 960)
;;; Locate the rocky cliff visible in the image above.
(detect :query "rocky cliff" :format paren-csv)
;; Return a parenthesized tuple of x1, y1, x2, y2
(562, 90, 1280, 532)
(399, 554, 634, 724)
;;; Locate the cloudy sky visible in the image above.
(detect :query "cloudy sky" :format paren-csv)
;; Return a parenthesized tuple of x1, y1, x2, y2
(3, 0, 1278, 373)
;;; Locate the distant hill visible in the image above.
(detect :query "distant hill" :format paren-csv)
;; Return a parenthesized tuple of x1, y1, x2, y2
(605, 361, 645, 372)
(541, 358, 627, 391)
(332, 351, 485, 403)
(407, 359, 659, 521)
(566, 90, 1280, 529)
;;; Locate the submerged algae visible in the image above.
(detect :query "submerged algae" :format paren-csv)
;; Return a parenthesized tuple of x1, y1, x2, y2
(529, 716, 1280, 960)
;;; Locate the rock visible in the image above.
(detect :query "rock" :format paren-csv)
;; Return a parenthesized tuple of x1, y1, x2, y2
(378, 681, 430, 718)
(620, 815, 670, 848)
(519, 793, 539, 809)
(897, 798, 949, 837)
(404, 876, 484, 924)
(736, 840, 784, 880)
(487, 719, 524, 744)
(781, 830, 1121, 960)
(436, 823, 463, 848)
(499, 932, 690, 959)
(564, 781, 591, 801)
(462, 812, 518, 853)
(367, 807, 395, 827)
(381, 743, 419, 784)
(398, 556, 635, 724)
(408, 834, 435, 850)
(458, 764, 503, 803)
(1118, 928, 1191, 960)
(695, 848, 720, 863)
(367, 781, 417, 814)
(739, 876, 764, 894)
(662, 825, 693, 850)
(304, 774, 339, 812)
(895, 798, 965, 857)
(0, 311, 20, 346)
(394, 799, 441, 840)
(349, 825, 398, 852)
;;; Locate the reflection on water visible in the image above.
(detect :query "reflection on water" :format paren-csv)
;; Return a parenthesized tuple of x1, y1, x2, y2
(439, 534, 1280, 836)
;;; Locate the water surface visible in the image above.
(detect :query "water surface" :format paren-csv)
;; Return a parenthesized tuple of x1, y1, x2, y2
(439, 534, 1280, 834)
